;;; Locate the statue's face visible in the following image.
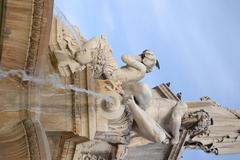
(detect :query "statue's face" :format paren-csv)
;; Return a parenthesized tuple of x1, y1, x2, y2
(143, 57, 155, 67)
(141, 50, 157, 73)
(143, 56, 156, 73)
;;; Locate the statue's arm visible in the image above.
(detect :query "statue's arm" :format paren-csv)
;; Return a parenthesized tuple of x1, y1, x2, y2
(125, 96, 170, 143)
(121, 55, 146, 72)
(169, 102, 188, 144)
(109, 55, 147, 82)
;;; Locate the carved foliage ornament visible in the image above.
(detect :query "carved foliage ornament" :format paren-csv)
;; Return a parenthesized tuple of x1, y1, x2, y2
(182, 109, 212, 138)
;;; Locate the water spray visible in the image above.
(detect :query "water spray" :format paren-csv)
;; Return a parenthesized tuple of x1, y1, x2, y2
(0, 69, 112, 101)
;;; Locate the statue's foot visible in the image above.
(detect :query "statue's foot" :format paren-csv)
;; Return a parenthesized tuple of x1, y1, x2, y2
(171, 137, 179, 145)
(162, 138, 170, 144)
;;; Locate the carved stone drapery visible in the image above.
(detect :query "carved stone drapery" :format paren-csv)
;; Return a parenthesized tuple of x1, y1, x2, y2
(95, 106, 133, 144)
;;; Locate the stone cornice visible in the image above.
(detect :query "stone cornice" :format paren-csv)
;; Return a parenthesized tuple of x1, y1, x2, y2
(0, 0, 6, 61)
(25, 0, 53, 75)
(25, 0, 45, 74)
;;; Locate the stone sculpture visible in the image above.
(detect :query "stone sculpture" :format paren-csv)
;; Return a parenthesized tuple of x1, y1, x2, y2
(1, 2, 240, 160)
(123, 82, 188, 144)
(49, 17, 159, 82)
(55, 36, 159, 83)
(49, 15, 186, 146)
(1, 3, 240, 159)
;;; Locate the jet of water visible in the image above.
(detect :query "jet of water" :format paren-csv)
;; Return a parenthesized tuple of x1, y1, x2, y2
(0, 69, 112, 101)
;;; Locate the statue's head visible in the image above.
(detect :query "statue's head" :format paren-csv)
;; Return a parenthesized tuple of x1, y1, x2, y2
(140, 50, 160, 73)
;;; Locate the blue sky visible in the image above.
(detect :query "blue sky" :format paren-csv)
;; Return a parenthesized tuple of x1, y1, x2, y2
(55, 0, 240, 159)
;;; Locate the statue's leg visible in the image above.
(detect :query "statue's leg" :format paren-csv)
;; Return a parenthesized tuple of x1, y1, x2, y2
(169, 102, 188, 144)
(126, 96, 169, 143)
(123, 82, 152, 110)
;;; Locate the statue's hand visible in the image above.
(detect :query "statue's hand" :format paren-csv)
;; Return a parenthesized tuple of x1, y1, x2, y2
(123, 95, 135, 106)
(152, 127, 171, 144)
(163, 138, 170, 144)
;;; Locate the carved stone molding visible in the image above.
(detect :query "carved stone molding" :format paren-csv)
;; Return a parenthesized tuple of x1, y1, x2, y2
(23, 119, 41, 160)
(25, 0, 44, 74)
(0, 0, 6, 61)
(23, 119, 51, 160)
(25, 0, 53, 75)
(73, 67, 97, 140)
